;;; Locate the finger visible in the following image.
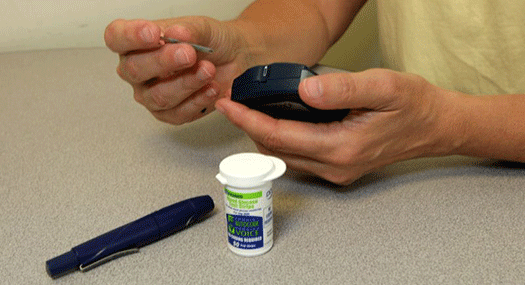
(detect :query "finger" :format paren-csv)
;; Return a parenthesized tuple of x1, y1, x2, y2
(150, 82, 220, 125)
(299, 69, 410, 111)
(135, 60, 216, 111)
(215, 98, 337, 156)
(162, 25, 197, 47)
(117, 43, 197, 84)
(105, 19, 163, 54)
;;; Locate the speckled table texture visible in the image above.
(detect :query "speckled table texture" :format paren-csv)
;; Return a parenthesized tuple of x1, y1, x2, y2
(1, 48, 524, 284)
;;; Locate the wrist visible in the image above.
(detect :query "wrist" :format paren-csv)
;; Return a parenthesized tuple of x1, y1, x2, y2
(424, 89, 470, 158)
(446, 93, 525, 161)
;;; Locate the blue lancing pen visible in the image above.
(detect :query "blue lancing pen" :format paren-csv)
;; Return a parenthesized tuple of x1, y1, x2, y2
(46, 195, 214, 279)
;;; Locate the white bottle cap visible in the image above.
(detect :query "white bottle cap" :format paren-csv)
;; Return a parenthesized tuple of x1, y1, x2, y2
(216, 153, 287, 188)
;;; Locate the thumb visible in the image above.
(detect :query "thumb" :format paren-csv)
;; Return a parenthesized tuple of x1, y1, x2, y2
(160, 16, 240, 64)
(298, 69, 402, 111)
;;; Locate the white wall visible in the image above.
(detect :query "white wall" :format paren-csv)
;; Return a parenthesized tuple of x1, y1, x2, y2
(1, 0, 379, 70)
(0, 0, 253, 53)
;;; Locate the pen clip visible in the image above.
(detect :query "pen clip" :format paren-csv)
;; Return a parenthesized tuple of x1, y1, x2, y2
(79, 248, 140, 273)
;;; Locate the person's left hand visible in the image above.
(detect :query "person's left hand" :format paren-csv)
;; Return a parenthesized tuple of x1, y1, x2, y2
(215, 69, 465, 185)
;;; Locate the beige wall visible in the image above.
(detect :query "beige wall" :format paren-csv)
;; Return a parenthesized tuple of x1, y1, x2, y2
(1, 0, 379, 70)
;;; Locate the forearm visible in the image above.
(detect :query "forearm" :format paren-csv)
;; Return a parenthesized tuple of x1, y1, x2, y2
(445, 93, 525, 162)
(229, 0, 368, 66)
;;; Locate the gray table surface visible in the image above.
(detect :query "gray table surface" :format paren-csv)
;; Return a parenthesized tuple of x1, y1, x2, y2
(1, 47, 524, 285)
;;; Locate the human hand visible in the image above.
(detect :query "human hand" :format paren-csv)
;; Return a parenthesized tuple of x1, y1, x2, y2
(216, 69, 463, 185)
(104, 17, 254, 125)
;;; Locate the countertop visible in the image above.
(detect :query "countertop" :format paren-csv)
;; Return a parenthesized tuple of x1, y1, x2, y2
(1, 47, 524, 284)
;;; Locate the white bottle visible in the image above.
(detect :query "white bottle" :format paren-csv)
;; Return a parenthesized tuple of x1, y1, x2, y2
(216, 153, 286, 257)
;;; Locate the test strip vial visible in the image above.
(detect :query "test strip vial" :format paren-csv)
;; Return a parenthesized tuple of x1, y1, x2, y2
(216, 153, 286, 256)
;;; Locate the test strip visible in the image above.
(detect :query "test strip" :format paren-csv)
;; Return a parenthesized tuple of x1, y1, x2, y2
(160, 36, 214, 54)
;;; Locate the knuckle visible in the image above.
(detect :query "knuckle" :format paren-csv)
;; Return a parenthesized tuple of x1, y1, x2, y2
(157, 63, 172, 79)
(370, 69, 430, 107)
(180, 71, 206, 93)
(116, 65, 125, 79)
(335, 74, 356, 97)
(330, 175, 355, 186)
(375, 69, 404, 95)
(260, 128, 284, 152)
(191, 93, 214, 109)
(319, 170, 354, 186)
(318, 151, 361, 185)
(180, 74, 195, 91)
(255, 144, 272, 155)
(156, 66, 173, 80)
(156, 51, 174, 76)
(133, 90, 145, 105)
(151, 110, 186, 126)
(148, 88, 170, 108)
(122, 58, 141, 83)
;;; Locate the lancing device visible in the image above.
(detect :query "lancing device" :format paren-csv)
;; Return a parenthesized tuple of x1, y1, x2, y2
(45, 195, 214, 279)
(161, 36, 214, 53)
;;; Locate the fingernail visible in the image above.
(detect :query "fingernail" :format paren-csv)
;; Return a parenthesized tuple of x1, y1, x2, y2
(175, 48, 191, 65)
(304, 78, 322, 99)
(140, 26, 154, 43)
(197, 67, 212, 81)
(205, 88, 217, 97)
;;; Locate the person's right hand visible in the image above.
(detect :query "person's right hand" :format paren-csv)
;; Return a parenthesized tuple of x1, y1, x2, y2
(104, 17, 255, 125)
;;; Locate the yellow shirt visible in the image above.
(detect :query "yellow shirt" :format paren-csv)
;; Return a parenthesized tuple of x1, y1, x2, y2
(377, 0, 525, 95)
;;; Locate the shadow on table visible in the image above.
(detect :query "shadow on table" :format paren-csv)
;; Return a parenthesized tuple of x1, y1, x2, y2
(287, 156, 525, 194)
(163, 113, 246, 148)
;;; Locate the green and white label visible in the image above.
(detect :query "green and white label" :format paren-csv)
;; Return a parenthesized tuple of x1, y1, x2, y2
(225, 189, 262, 210)
(224, 187, 273, 253)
